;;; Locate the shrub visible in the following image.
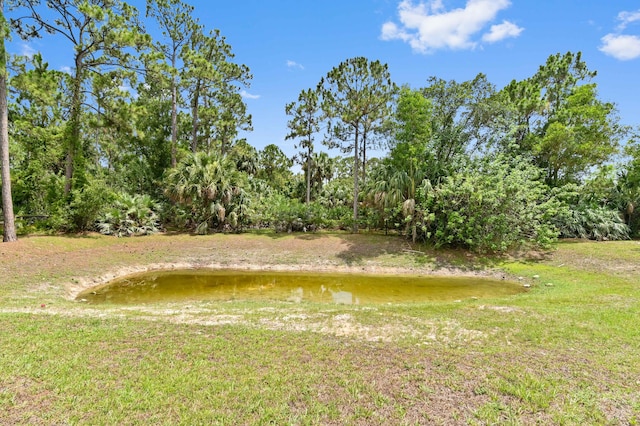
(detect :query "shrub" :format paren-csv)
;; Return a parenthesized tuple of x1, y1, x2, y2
(97, 193, 161, 237)
(164, 152, 247, 233)
(551, 183, 630, 241)
(417, 156, 559, 253)
(263, 195, 327, 232)
(67, 179, 115, 232)
(554, 204, 629, 240)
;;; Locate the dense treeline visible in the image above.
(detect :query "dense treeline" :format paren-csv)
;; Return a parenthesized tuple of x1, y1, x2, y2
(1, 0, 639, 252)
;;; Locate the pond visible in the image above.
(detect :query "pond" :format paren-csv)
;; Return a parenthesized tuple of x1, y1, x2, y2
(76, 269, 524, 305)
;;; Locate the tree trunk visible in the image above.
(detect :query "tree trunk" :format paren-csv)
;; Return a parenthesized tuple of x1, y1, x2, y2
(305, 143, 311, 204)
(170, 53, 178, 167)
(361, 131, 367, 187)
(352, 126, 359, 234)
(0, 2, 17, 242)
(64, 57, 84, 196)
(191, 79, 201, 153)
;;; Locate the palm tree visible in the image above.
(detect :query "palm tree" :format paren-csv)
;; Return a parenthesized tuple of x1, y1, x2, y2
(367, 160, 429, 241)
(302, 152, 334, 201)
(165, 152, 245, 233)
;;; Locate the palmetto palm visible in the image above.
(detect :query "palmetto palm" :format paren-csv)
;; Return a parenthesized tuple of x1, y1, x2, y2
(368, 161, 427, 211)
(165, 152, 244, 232)
(98, 193, 160, 237)
(367, 161, 429, 240)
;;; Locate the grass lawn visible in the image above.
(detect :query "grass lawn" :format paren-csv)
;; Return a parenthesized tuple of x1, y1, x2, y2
(0, 233, 639, 424)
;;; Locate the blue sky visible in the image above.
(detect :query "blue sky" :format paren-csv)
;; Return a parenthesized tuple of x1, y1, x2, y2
(10, 0, 640, 159)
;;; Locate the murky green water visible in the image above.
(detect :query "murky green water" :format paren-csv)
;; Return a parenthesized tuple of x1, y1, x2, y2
(77, 269, 524, 305)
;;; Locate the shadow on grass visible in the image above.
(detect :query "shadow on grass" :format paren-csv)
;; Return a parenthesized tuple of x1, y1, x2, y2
(327, 232, 478, 272)
(330, 232, 552, 274)
(262, 229, 332, 240)
(19, 232, 104, 240)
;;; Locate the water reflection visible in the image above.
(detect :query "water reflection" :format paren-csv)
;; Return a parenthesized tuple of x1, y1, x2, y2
(288, 287, 304, 303)
(330, 290, 355, 305)
(77, 269, 523, 305)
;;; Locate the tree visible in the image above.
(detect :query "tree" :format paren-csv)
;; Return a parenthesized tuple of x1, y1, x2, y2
(536, 83, 620, 185)
(9, 53, 67, 220)
(285, 88, 321, 203)
(208, 92, 251, 156)
(318, 57, 396, 233)
(615, 137, 640, 234)
(12, 0, 148, 195)
(183, 29, 252, 154)
(146, 0, 199, 167)
(123, 77, 173, 196)
(499, 52, 622, 186)
(309, 151, 333, 194)
(418, 74, 494, 181)
(165, 151, 245, 233)
(0, 0, 16, 241)
(257, 143, 292, 190)
(228, 139, 258, 175)
(389, 86, 432, 177)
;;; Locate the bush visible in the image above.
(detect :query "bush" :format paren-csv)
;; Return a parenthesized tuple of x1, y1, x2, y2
(164, 152, 247, 233)
(556, 206, 629, 240)
(418, 156, 559, 253)
(67, 179, 115, 232)
(97, 193, 161, 237)
(263, 195, 327, 232)
(551, 184, 630, 241)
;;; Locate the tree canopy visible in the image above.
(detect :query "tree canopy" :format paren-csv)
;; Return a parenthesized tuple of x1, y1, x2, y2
(0, 1, 636, 252)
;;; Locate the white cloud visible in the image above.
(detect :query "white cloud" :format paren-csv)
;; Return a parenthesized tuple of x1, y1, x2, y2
(617, 9, 640, 30)
(240, 90, 260, 100)
(59, 66, 72, 74)
(286, 60, 304, 70)
(599, 34, 640, 60)
(381, 0, 521, 53)
(600, 9, 640, 60)
(20, 43, 37, 58)
(482, 20, 523, 43)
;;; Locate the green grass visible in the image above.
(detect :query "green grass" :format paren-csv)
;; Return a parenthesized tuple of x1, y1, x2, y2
(1, 235, 640, 424)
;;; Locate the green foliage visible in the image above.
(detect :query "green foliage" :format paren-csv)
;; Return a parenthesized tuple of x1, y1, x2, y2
(417, 74, 493, 180)
(286, 88, 321, 203)
(67, 178, 115, 232)
(389, 86, 432, 174)
(97, 193, 160, 237)
(316, 177, 352, 210)
(551, 183, 630, 241)
(228, 139, 258, 175)
(418, 156, 558, 253)
(615, 139, 640, 235)
(257, 144, 293, 189)
(535, 84, 620, 185)
(318, 56, 397, 232)
(164, 151, 247, 233)
(2, 26, 633, 247)
(263, 195, 327, 232)
(295, 151, 335, 203)
(184, 29, 253, 154)
(365, 158, 426, 238)
(9, 53, 67, 226)
(12, 0, 151, 195)
(554, 205, 629, 241)
(499, 52, 622, 186)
